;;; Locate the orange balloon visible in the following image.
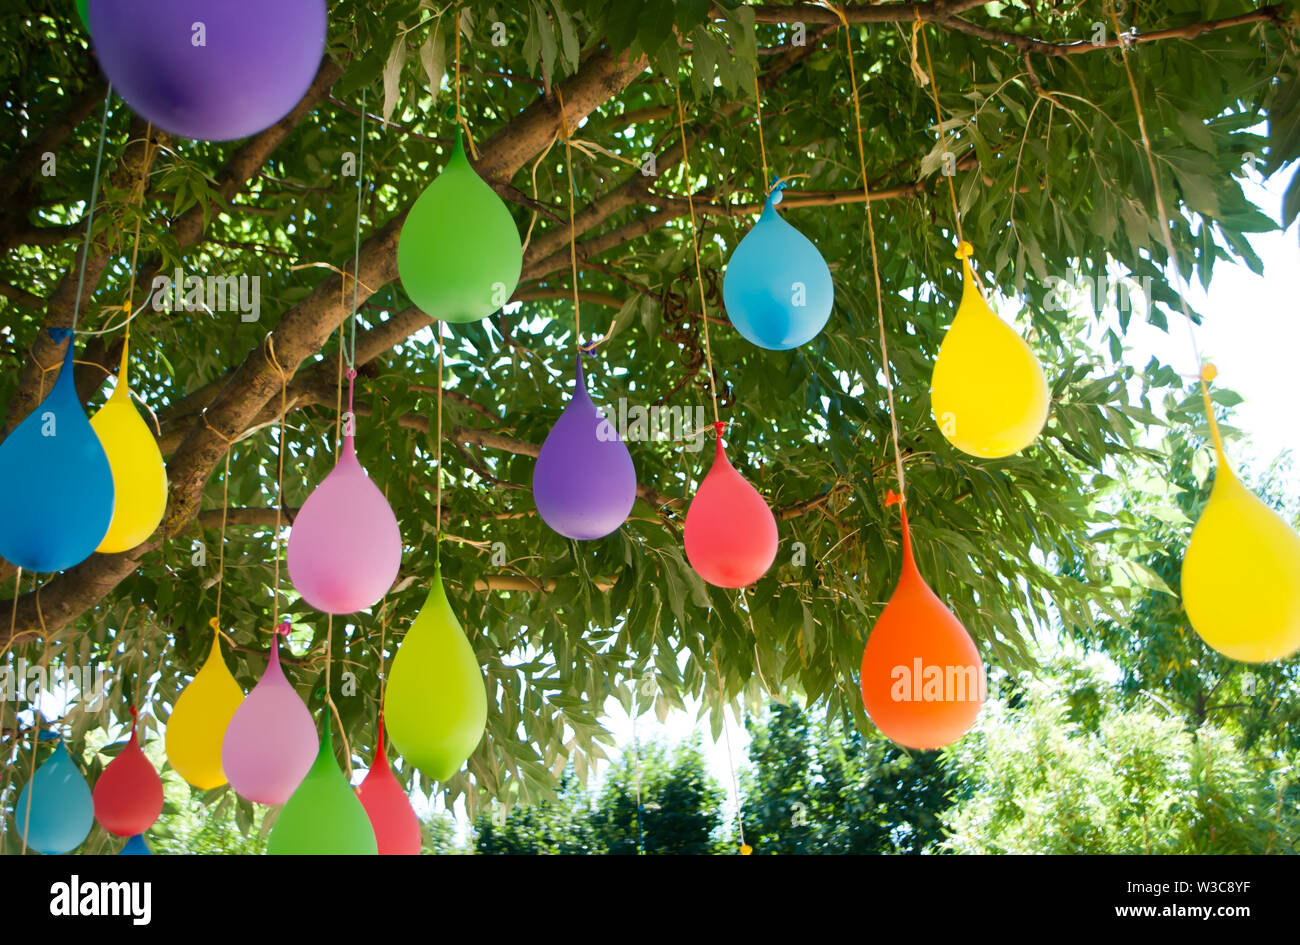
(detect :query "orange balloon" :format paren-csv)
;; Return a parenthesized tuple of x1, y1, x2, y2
(860, 499, 985, 750)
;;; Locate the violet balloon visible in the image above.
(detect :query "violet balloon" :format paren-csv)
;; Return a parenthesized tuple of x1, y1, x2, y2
(87, 0, 327, 142)
(532, 358, 636, 540)
(221, 624, 317, 805)
(288, 375, 402, 614)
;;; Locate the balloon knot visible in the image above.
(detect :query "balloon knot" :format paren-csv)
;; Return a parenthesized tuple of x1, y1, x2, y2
(1200, 363, 1217, 384)
(713, 421, 727, 439)
(739, 844, 754, 855)
(579, 340, 601, 356)
(128, 704, 137, 719)
(346, 367, 357, 381)
(208, 617, 220, 634)
(885, 490, 904, 507)
(954, 241, 974, 260)
(122, 300, 132, 315)
(275, 621, 291, 636)
(48, 327, 72, 343)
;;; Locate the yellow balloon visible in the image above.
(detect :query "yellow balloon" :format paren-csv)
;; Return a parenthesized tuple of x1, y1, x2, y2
(165, 621, 244, 789)
(1182, 448, 1300, 664)
(90, 345, 166, 553)
(930, 243, 1049, 458)
(386, 563, 487, 782)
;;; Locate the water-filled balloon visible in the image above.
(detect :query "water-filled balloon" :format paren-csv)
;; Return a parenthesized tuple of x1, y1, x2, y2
(860, 497, 985, 749)
(93, 707, 164, 836)
(386, 563, 487, 781)
(165, 620, 244, 790)
(288, 375, 401, 613)
(0, 329, 114, 571)
(222, 623, 318, 805)
(74, 0, 88, 30)
(87, 1, 327, 141)
(356, 719, 421, 855)
(722, 184, 833, 350)
(684, 424, 777, 588)
(1182, 401, 1300, 663)
(16, 737, 94, 854)
(533, 357, 636, 540)
(120, 834, 152, 855)
(267, 724, 378, 855)
(397, 132, 522, 323)
(930, 242, 1049, 458)
(90, 339, 167, 553)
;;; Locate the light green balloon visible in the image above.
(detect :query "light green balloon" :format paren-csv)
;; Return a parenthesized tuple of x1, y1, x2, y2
(266, 727, 377, 855)
(397, 132, 522, 323)
(385, 562, 487, 782)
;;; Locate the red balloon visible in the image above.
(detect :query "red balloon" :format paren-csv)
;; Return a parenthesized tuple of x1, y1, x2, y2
(93, 708, 164, 837)
(860, 499, 985, 750)
(356, 722, 421, 856)
(684, 425, 778, 588)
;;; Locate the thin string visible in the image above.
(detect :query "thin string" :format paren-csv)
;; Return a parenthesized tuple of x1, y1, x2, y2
(711, 643, 747, 852)
(915, 12, 964, 245)
(1106, 2, 1223, 459)
(835, 10, 907, 497)
(70, 89, 113, 336)
(435, 326, 445, 555)
(453, 18, 479, 159)
(267, 340, 289, 626)
(752, 73, 770, 197)
(345, 90, 367, 369)
(671, 84, 721, 426)
(117, 123, 154, 384)
(555, 88, 584, 350)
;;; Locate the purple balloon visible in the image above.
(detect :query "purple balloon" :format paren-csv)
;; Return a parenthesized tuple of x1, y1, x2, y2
(221, 629, 318, 805)
(533, 358, 636, 540)
(88, 0, 327, 141)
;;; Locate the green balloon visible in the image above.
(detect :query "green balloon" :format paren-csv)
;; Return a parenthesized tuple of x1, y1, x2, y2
(397, 132, 522, 324)
(267, 727, 377, 855)
(385, 562, 487, 781)
(75, 0, 89, 31)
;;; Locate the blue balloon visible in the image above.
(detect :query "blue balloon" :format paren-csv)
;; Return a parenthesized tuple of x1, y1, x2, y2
(120, 834, 152, 855)
(722, 186, 834, 350)
(0, 330, 114, 571)
(15, 739, 94, 854)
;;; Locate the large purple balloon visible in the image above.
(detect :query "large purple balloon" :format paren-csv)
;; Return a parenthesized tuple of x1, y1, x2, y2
(88, 0, 327, 141)
(532, 358, 636, 540)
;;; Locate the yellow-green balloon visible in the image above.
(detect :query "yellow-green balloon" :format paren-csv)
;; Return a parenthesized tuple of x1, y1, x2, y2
(386, 563, 487, 781)
(266, 726, 377, 855)
(396, 132, 522, 323)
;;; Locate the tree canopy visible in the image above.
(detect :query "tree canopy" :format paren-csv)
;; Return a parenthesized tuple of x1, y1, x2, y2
(1, 0, 1297, 819)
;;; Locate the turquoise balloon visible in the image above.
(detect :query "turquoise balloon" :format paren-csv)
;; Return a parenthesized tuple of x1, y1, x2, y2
(0, 330, 114, 571)
(120, 834, 152, 855)
(16, 738, 94, 854)
(722, 186, 833, 350)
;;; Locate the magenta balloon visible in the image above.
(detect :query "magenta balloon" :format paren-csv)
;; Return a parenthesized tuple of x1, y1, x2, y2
(288, 432, 402, 614)
(532, 358, 636, 540)
(87, 0, 327, 141)
(221, 631, 317, 805)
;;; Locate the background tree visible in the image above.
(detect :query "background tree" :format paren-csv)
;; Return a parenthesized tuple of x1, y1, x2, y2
(1, 0, 1297, 831)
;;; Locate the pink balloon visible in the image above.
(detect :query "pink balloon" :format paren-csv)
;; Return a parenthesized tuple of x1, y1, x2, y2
(221, 625, 318, 805)
(288, 377, 401, 614)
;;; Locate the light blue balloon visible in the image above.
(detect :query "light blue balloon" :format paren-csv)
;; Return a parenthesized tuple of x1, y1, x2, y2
(722, 186, 834, 350)
(120, 834, 152, 855)
(15, 739, 94, 854)
(0, 329, 114, 571)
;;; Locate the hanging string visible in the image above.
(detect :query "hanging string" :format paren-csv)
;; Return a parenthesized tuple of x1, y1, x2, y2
(555, 88, 585, 350)
(752, 73, 770, 198)
(453, 17, 479, 159)
(833, 9, 907, 498)
(435, 325, 445, 556)
(914, 11, 964, 247)
(711, 643, 748, 853)
(1106, 1, 1222, 456)
(344, 89, 367, 370)
(672, 84, 721, 427)
(267, 339, 289, 627)
(116, 122, 154, 383)
(70, 89, 113, 337)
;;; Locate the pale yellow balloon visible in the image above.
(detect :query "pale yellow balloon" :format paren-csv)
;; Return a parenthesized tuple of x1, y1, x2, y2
(165, 624, 244, 790)
(90, 373, 166, 553)
(1182, 459, 1300, 663)
(930, 248, 1050, 458)
(386, 566, 487, 782)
